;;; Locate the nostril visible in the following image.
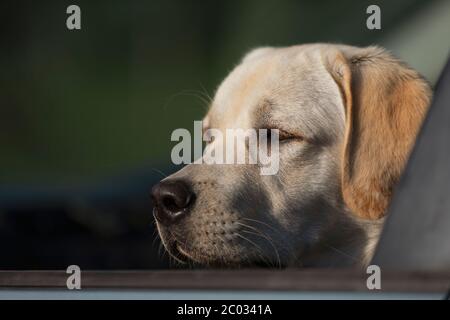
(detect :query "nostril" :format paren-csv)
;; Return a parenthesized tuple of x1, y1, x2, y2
(162, 195, 181, 212)
(151, 179, 195, 225)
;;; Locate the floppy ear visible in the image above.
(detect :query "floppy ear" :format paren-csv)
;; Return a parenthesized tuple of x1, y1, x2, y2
(325, 46, 431, 220)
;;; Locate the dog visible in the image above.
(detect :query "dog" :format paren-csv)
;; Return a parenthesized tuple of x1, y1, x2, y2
(152, 44, 431, 268)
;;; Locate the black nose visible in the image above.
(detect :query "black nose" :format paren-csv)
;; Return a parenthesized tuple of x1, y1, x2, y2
(151, 180, 195, 226)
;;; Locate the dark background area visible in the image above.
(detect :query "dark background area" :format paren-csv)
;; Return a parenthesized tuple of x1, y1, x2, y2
(0, 0, 448, 269)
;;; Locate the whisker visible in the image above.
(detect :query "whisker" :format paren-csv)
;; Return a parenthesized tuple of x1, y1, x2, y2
(150, 167, 168, 178)
(211, 234, 228, 266)
(235, 222, 282, 268)
(152, 231, 160, 249)
(199, 82, 214, 104)
(235, 233, 273, 267)
(181, 235, 193, 269)
(241, 229, 282, 269)
(322, 242, 360, 263)
(163, 90, 211, 113)
(242, 217, 280, 233)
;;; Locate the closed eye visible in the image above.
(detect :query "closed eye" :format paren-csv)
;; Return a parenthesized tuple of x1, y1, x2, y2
(266, 128, 304, 142)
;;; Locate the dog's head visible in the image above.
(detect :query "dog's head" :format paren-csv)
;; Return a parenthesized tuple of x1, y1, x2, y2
(152, 44, 431, 268)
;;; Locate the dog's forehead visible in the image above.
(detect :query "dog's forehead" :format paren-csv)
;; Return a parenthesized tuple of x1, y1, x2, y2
(207, 52, 279, 129)
(206, 45, 345, 139)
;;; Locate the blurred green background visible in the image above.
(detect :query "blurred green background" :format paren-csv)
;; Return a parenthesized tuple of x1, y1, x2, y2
(1, 0, 449, 184)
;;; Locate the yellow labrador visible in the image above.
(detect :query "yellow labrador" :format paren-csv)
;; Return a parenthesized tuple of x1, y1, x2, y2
(152, 44, 431, 268)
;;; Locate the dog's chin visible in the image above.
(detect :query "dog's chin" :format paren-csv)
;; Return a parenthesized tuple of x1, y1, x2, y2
(161, 236, 282, 268)
(163, 238, 235, 267)
(157, 223, 284, 268)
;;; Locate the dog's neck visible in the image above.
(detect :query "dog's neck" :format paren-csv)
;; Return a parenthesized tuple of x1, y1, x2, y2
(296, 214, 385, 268)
